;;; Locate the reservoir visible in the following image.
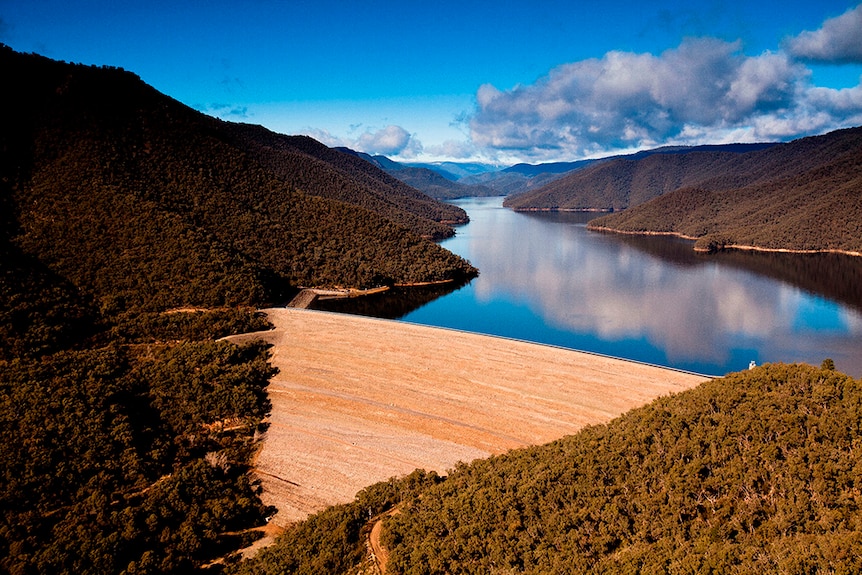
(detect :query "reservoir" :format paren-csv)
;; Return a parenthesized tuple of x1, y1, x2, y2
(320, 197, 862, 377)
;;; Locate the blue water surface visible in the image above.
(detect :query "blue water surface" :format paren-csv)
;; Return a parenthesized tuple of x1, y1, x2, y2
(397, 197, 862, 377)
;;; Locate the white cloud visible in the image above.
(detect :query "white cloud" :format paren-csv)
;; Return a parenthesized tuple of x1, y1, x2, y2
(784, 4, 862, 63)
(728, 51, 797, 111)
(356, 125, 420, 156)
(807, 83, 862, 113)
(469, 35, 862, 160)
(298, 127, 347, 148)
(300, 124, 423, 158)
(423, 139, 478, 160)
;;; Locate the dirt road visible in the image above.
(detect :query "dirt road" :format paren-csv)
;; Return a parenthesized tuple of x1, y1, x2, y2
(226, 308, 708, 525)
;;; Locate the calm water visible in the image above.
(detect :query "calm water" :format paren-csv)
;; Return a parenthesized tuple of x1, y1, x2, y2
(324, 197, 862, 377)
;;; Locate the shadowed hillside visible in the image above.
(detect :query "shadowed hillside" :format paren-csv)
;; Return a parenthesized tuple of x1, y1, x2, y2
(503, 127, 862, 254)
(222, 127, 470, 236)
(0, 45, 475, 574)
(1, 46, 476, 324)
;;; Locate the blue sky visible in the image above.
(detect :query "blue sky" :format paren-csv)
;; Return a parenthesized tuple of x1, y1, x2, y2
(2, 1, 862, 164)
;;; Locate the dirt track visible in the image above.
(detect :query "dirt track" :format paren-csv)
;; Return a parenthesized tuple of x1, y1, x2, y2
(226, 308, 708, 525)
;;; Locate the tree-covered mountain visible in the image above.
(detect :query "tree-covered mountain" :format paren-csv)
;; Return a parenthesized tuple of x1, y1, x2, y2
(381, 165, 499, 200)
(232, 361, 862, 574)
(503, 144, 776, 182)
(502, 128, 862, 254)
(503, 142, 786, 212)
(221, 129, 470, 236)
(0, 45, 475, 574)
(466, 144, 774, 201)
(1, 46, 476, 321)
(586, 127, 862, 254)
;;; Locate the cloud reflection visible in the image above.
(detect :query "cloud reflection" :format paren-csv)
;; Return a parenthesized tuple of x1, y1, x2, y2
(457, 200, 862, 374)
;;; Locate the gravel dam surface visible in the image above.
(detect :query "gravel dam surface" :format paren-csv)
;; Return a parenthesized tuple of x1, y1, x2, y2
(226, 308, 708, 524)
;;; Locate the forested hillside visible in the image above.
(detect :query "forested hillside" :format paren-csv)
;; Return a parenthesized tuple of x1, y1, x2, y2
(221, 126, 470, 235)
(2, 47, 476, 312)
(1, 337, 276, 574)
(502, 136, 849, 212)
(588, 129, 862, 254)
(0, 45, 475, 574)
(233, 362, 862, 574)
(503, 127, 862, 254)
(504, 150, 749, 211)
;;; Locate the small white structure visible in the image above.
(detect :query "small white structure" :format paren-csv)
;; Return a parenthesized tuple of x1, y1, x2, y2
(749, 360, 757, 370)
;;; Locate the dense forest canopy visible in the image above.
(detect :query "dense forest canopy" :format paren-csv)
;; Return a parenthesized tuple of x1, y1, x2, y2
(220, 124, 471, 235)
(1, 337, 276, 574)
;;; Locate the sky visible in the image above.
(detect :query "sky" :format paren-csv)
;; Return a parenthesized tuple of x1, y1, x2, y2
(2, 0, 862, 164)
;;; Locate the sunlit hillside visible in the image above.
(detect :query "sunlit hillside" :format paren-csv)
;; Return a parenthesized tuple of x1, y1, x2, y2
(233, 362, 862, 574)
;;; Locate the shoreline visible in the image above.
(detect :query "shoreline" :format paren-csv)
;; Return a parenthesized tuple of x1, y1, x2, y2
(287, 280, 460, 309)
(501, 204, 862, 257)
(393, 278, 456, 287)
(225, 308, 708, 528)
(508, 206, 614, 213)
(587, 225, 862, 257)
(286, 286, 391, 309)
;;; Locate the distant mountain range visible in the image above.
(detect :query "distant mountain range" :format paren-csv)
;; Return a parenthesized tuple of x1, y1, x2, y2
(336, 148, 500, 200)
(410, 160, 501, 180)
(503, 159, 599, 176)
(343, 151, 596, 198)
(350, 142, 785, 201)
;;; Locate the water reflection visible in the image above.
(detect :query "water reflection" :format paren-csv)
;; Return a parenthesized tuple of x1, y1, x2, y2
(314, 282, 467, 319)
(316, 197, 862, 377)
(707, 250, 862, 314)
(400, 197, 862, 377)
